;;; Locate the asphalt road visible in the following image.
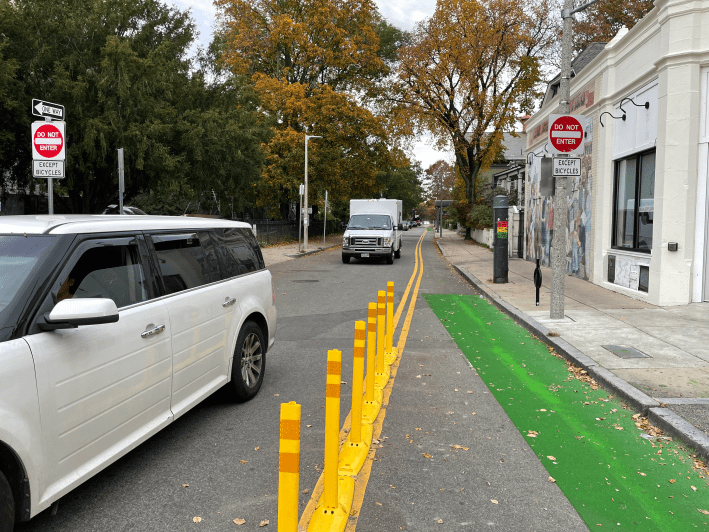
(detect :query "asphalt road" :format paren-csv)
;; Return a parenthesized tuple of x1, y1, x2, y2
(18, 227, 587, 531)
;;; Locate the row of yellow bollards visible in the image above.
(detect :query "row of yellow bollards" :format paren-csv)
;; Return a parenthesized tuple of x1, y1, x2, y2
(277, 281, 400, 532)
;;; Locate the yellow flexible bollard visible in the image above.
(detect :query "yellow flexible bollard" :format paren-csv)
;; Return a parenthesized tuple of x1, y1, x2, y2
(384, 281, 398, 365)
(374, 290, 390, 389)
(362, 303, 382, 425)
(278, 401, 301, 532)
(338, 322, 372, 477)
(308, 350, 354, 531)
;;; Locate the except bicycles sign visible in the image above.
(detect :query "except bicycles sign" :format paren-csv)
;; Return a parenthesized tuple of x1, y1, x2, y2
(548, 114, 584, 155)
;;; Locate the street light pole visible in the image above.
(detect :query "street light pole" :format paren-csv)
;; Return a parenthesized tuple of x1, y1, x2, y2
(550, 0, 603, 319)
(304, 135, 322, 251)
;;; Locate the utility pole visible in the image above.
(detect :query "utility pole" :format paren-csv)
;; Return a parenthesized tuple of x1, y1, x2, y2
(304, 135, 321, 251)
(550, 0, 604, 319)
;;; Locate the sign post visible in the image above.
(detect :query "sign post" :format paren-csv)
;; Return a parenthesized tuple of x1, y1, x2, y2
(548, 114, 585, 319)
(117, 148, 125, 215)
(298, 183, 304, 252)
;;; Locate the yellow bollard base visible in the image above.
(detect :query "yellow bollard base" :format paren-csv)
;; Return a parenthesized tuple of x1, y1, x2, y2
(337, 423, 373, 477)
(361, 390, 383, 424)
(384, 346, 398, 366)
(307, 476, 355, 532)
(374, 367, 390, 390)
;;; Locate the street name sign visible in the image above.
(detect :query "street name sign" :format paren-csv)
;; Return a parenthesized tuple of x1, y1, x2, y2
(552, 157, 581, 177)
(33, 160, 64, 178)
(31, 99, 65, 121)
(548, 114, 584, 155)
(31, 121, 65, 160)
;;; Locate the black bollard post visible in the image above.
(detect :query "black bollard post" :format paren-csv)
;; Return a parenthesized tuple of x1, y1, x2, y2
(534, 259, 542, 306)
(493, 196, 508, 283)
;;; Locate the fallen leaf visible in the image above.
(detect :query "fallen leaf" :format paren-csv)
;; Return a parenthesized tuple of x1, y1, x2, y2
(454, 388, 459, 392)
(452, 445, 469, 450)
(438, 519, 444, 524)
(375, 502, 382, 506)
(240, 460, 248, 464)
(306, 425, 312, 427)
(416, 375, 422, 378)
(491, 499, 498, 504)
(527, 431, 539, 438)
(422, 453, 432, 458)
(182, 484, 189, 487)
(547, 456, 556, 461)
(548, 476, 556, 483)
(669, 479, 676, 484)
(273, 394, 279, 397)
(692, 486, 697, 491)
(259, 519, 269, 527)
(193, 517, 202, 523)
(233, 518, 246, 525)
(255, 447, 260, 451)
(467, 391, 473, 394)
(698, 508, 709, 515)
(638, 472, 647, 476)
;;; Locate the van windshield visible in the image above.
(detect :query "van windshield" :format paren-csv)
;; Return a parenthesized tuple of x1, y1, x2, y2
(0, 236, 55, 315)
(348, 214, 392, 230)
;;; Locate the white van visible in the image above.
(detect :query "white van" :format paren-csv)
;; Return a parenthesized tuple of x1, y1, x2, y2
(341, 199, 403, 264)
(0, 215, 277, 530)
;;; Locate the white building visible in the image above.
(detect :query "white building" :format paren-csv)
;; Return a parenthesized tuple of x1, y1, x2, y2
(524, 0, 709, 306)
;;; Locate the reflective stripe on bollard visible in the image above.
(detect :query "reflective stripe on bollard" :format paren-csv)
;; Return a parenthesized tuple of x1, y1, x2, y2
(278, 401, 301, 531)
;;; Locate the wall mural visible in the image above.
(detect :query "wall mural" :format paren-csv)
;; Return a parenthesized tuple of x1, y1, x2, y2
(525, 116, 593, 281)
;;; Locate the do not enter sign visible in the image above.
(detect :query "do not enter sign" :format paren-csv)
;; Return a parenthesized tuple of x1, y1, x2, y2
(548, 114, 584, 155)
(32, 121, 65, 160)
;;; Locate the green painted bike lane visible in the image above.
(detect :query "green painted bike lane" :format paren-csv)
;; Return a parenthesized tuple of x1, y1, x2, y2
(425, 293, 709, 530)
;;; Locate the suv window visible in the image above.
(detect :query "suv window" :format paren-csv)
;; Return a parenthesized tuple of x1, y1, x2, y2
(57, 242, 148, 308)
(212, 228, 263, 279)
(0, 235, 55, 314)
(152, 232, 220, 294)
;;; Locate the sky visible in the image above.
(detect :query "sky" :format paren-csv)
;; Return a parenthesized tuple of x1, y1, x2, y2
(171, 0, 452, 171)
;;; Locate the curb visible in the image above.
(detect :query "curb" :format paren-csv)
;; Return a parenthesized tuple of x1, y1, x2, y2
(282, 243, 342, 258)
(438, 240, 709, 461)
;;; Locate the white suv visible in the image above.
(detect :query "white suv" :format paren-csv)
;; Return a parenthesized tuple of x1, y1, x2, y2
(0, 215, 277, 530)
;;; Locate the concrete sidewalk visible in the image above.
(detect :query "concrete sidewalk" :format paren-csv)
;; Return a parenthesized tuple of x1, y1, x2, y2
(434, 228, 709, 461)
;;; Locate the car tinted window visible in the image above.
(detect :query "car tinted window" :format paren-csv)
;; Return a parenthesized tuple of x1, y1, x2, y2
(152, 232, 220, 294)
(57, 242, 148, 309)
(0, 235, 55, 315)
(212, 228, 263, 279)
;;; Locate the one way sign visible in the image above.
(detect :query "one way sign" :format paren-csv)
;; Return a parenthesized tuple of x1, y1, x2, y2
(32, 99, 65, 121)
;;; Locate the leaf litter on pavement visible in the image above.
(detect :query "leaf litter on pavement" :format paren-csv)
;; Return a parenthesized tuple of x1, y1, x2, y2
(425, 293, 709, 531)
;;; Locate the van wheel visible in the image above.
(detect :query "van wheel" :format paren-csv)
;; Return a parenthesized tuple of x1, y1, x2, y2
(386, 247, 394, 265)
(230, 321, 266, 402)
(0, 471, 14, 532)
(394, 247, 401, 259)
(341, 254, 350, 264)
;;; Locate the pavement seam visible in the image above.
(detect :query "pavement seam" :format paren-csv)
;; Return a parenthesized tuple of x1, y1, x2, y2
(435, 239, 709, 463)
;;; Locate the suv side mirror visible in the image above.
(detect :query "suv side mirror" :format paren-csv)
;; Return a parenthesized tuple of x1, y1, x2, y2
(39, 298, 120, 331)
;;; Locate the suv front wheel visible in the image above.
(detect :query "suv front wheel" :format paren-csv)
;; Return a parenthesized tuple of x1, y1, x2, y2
(230, 321, 266, 402)
(0, 470, 14, 532)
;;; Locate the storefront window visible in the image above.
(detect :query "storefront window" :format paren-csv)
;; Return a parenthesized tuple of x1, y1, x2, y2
(612, 150, 655, 252)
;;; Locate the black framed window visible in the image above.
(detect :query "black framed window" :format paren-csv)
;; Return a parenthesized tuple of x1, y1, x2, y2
(612, 150, 655, 252)
(152, 232, 221, 294)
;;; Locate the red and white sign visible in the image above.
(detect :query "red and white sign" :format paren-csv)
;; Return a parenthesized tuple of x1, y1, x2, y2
(548, 114, 584, 155)
(31, 121, 65, 160)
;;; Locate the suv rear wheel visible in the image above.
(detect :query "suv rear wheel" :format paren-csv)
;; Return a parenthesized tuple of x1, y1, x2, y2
(230, 321, 266, 402)
(0, 471, 14, 532)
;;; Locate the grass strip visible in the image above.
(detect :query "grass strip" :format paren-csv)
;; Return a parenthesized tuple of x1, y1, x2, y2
(425, 293, 709, 530)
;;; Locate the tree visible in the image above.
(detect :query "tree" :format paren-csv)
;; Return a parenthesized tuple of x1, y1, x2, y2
(0, 0, 269, 214)
(215, 0, 405, 212)
(391, 0, 556, 238)
(377, 152, 425, 215)
(423, 160, 455, 202)
(573, 0, 654, 53)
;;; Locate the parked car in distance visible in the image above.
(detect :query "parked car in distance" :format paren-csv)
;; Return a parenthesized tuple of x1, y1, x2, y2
(402, 221, 409, 231)
(0, 215, 276, 530)
(101, 204, 148, 215)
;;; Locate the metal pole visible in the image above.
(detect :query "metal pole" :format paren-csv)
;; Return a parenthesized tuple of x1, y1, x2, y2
(117, 148, 125, 215)
(298, 184, 303, 252)
(48, 178, 53, 215)
(323, 190, 328, 247)
(550, 0, 574, 320)
(303, 135, 321, 252)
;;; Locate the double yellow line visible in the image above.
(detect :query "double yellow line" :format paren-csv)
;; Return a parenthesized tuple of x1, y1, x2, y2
(299, 231, 427, 531)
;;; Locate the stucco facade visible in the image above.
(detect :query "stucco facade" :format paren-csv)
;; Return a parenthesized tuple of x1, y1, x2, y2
(525, 0, 709, 306)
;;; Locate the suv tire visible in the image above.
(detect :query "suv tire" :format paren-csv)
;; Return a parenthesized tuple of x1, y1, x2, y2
(0, 471, 14, 532)
(230, 321, 266, 402)
(342, 254, 350, 264)
(386, 246, 394, 265)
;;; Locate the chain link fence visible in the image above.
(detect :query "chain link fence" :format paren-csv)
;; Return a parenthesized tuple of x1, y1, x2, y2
(251, 219, 342, 247)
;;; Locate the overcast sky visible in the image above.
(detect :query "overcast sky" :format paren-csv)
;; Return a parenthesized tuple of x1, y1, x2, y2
(172, 0, 451, 170)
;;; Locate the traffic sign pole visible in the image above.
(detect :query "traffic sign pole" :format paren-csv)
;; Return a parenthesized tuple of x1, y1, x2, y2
(45, 117, 54, 215)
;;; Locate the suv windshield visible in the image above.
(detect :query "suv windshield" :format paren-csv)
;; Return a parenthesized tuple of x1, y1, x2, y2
(348, 214, 392, 230)
(0, 236, 55, 316)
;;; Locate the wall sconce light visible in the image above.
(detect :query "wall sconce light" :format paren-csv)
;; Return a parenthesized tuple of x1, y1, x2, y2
(600, 111, 626, 127)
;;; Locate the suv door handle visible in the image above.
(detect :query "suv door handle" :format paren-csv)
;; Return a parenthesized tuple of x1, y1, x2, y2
(222, 297, 237, 308)
(141, 324, 165, 339)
